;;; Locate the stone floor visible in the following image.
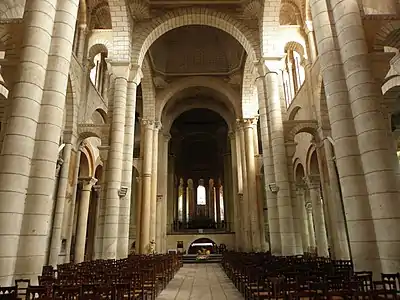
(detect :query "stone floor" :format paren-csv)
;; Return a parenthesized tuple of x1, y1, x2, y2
(156, 264, 244, 300)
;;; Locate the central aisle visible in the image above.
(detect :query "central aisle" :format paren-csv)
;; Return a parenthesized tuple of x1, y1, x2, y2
(156, 264, 244, 300)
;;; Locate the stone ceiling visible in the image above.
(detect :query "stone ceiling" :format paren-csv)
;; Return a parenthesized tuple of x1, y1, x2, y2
(148, 25, 246, 77)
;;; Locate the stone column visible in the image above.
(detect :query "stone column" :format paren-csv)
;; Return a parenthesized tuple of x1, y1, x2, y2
(296, 184, 310, 253)
(156, 195, 163, 253)
(306, 176, 329, 257)
(102, 62, 130, 259)
(118, 73, 140, 259)
(208, 179, 215, 221)
(65, 144, 85, 263)
(150, 122, 161, 245)
(237, 123, 251, 251)
(160, 134, 170, 252)
(243, 118, 262, 251)
(264, 64, 296, 255)
(74, 177, 97, 263)
(139, 119, 154, 253)
(215, 183, 221, 224)
(13, 0, 80, 282)
(91, 185, 102, 259)
(228, 132, 241, 250)
(255, 71, 281, 254)
(323, 139, 350, 259)
(305, 202, 316, 251)
(305, 21, 317, 63)
(167, 154, 175, 233)
(49, 143, 73, 266)
(330, 0, 400, 273)
(94, 146, 108, 259)
(309, 0, 379, 273)
(76, 24, 88, 63)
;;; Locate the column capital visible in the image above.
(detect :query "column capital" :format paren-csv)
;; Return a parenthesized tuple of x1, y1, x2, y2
(140, 118, 155, 130)
(93, 185, 102, 193)
(163, 133, 171, 141)
(129, 64, 143, 85)
(296, 183, 307, 195)
(305, 201, 313, 212)
(106, 59, 130, 79)
(153, 121, 162, 131)
(79, 177, 98, 191)
(228, 131, 236, 140)
(305, 175, 321, 189)
(243, 116, 259, 128)
(263, 57, 286, 74)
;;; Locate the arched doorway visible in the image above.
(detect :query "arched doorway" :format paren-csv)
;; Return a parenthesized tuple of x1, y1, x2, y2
(188, 237, 217, 254)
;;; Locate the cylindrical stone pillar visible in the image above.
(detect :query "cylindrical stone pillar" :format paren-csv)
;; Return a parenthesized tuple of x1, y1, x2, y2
(49, 143, 73, 266)
(102, 63, 129, 259)
(167, 154, 175, 233)
(255, 72, 281, 255)
(118, 78, 138, 259)
(265, 69, 296, 255)
(243, 118, 262, 251)
(160, 134, 170, 253)
(329, 0, 400, 273)
(309, 0, 379, 273)
(215, 184, 221, 224)
(140, 119, 154, 253)
(76, 24, 88, 62)
(65, 144, 85, 263)
(307, 176, 329, 257)
(228, 132, 241, 250)
(323, 139, 350, 259)
(14, 0, 80, 282)
(150, 122, 161, 245)
(306, 202, 316, 251)
(296, 184, 310, 253)
(74, 177, 97, 263)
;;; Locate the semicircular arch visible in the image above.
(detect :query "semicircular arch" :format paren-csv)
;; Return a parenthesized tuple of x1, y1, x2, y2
(162, 101, 235, 132)
(156, 76, 241, 120)
(131, 8, 260, 67)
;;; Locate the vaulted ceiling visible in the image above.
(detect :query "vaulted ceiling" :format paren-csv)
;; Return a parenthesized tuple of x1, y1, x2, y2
(148, 25, 246, 77)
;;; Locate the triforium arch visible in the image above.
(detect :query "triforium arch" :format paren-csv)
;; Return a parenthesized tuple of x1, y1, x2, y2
(131, 7, 261, 67)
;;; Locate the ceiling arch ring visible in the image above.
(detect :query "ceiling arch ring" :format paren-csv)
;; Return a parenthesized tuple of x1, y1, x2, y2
(162, 102, 235, 133)
(131, 7, 261, 67)
(156, 76, 241, 120)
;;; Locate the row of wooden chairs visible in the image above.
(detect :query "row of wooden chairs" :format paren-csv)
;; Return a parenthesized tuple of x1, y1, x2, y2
(222, 252, 400, 300)
(0, 253, 183, 300)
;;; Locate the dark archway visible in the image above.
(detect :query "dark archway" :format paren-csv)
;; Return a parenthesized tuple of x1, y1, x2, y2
(188, 237, 217, 254)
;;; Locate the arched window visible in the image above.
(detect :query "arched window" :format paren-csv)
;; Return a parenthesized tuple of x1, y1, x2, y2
(197, 185, 206, 206)
(178, 178, 184, 221)
(283, 49, 306, 107)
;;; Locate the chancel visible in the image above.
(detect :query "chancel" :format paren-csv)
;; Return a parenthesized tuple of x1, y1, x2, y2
(0, 0, 399, 299)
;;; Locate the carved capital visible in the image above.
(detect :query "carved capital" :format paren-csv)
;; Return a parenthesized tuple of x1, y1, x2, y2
(79, 141, 88, 152)
(228, 131, 236, 140)
(118, 186, 129, 198)
(153, 121, 162, 131)
(163, 133, 171, 142)
(242, 116, 259, 129)
(140, 118, 155, 130)
(80, 177, 98, 191)
(235, 119, 244, 131)
(93, 185, 102, 193)
(238, 193, 244, 202)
